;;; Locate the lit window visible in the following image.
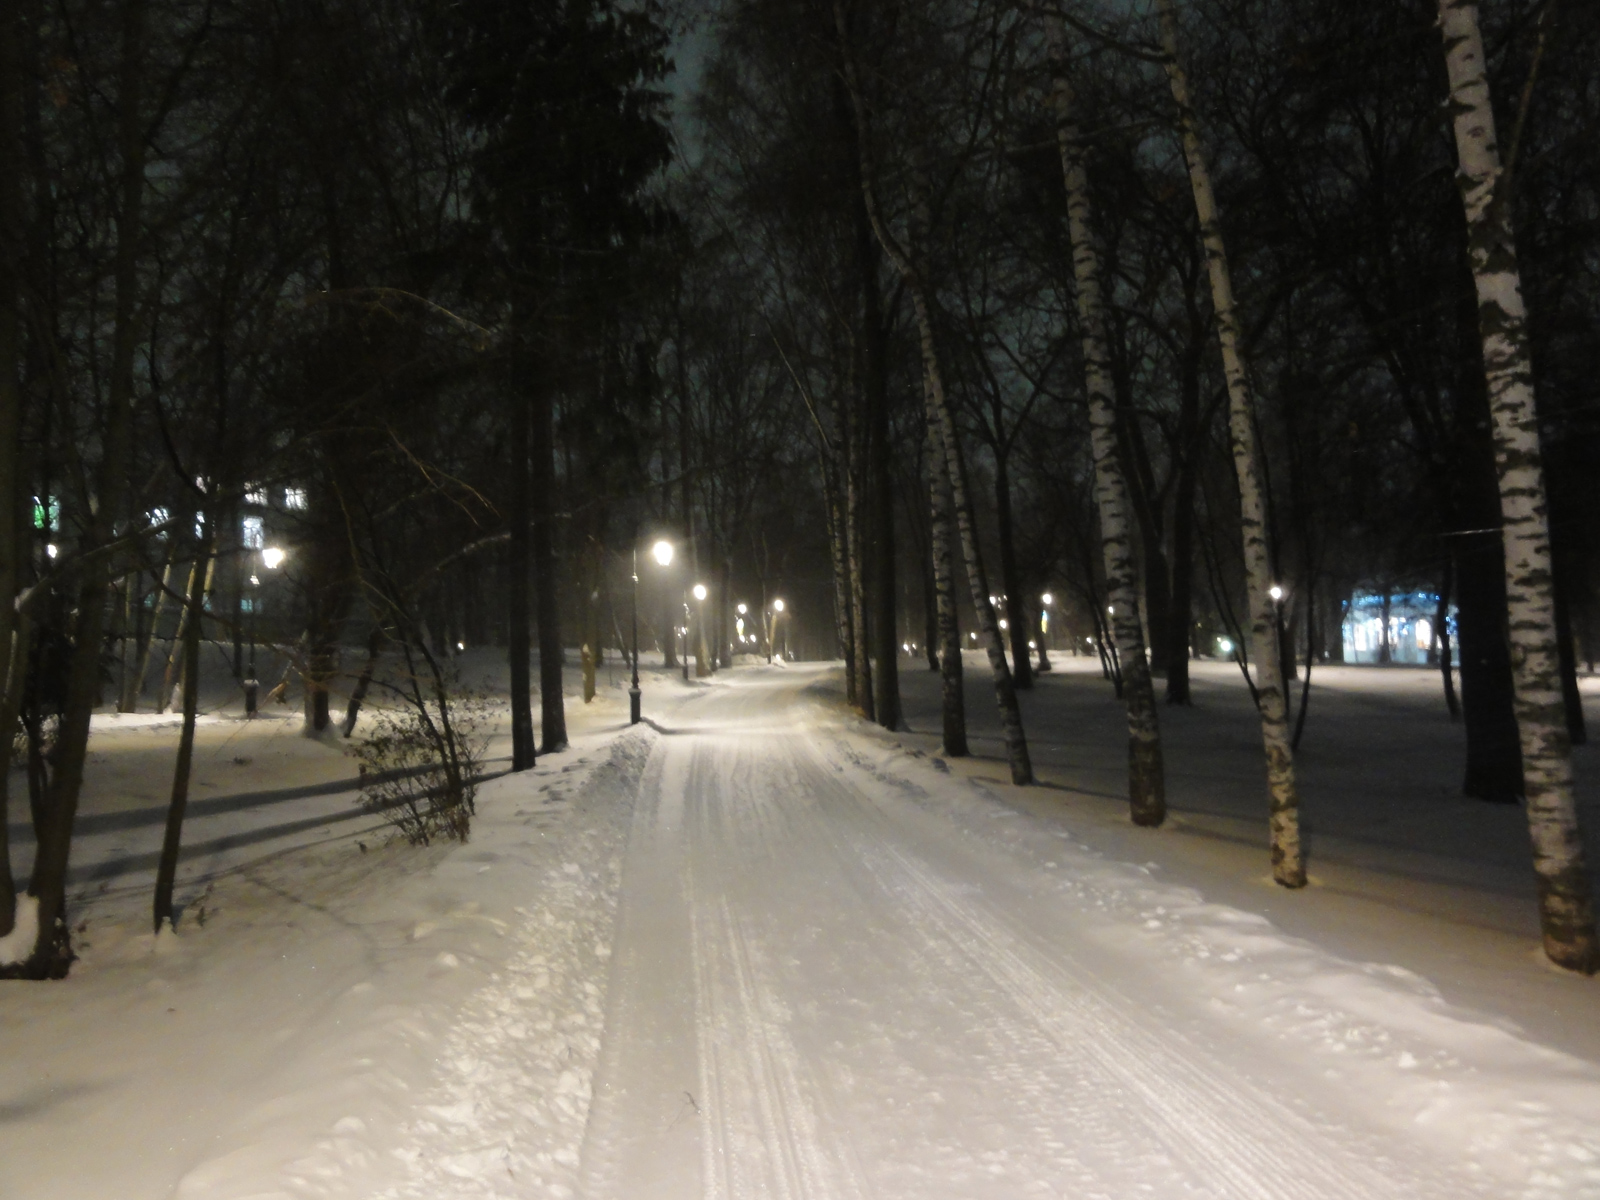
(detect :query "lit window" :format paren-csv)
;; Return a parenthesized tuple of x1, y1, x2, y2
(32, 496, 59, 532)
(284, 487, 308, 510)
(242, 516, 264, 550)
(245, 483, 268, 506)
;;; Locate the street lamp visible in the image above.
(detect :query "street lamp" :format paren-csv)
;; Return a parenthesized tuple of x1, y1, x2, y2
(686, 582, 708, 681)
(1039, 592, 1054, 671)
(631, 539, 674, 724)
(771, 597, 786, 661)
(245, 546, 285, 716)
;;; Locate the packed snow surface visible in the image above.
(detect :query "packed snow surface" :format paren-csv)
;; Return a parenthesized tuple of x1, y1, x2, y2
(3, 658, 1599, 1198)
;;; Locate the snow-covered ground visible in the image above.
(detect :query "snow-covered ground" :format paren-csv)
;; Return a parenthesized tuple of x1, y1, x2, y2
(3, 653, 1599, 1198)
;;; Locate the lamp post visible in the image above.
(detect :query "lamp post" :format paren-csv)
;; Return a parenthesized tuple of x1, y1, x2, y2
(631, 539, 675, 724)
(691, 582, 708, 678)
(1039, 592, 1054, 672)
(770, 597, 785, 662)
(245, 546, 286, 716)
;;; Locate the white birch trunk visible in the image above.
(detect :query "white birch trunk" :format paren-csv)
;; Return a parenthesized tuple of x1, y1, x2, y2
(1438, 0, 1597, 972)
(1157, 0, 1304, 884)
(1048, 16, 1165, 827)
(832, 0, 1032, 783)
(926, 400, 968, 757)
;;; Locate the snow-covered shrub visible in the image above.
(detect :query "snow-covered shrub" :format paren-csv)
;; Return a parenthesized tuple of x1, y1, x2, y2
(352, 671, 488, 846)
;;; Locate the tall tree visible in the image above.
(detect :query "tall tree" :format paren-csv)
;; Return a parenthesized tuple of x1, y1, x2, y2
(1158, 0, 1303, 885)
(1437, 0, 1597, 973)
(1048, 14, 1165, 827)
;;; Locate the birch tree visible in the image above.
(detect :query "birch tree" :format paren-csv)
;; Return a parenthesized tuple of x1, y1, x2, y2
(1437, 0, 1597, 972)
(925, 383, 969, 758)
(1156, 0, 1303, 883)
(1047, 14, 1165, 827)
(834, 1, 1032, 784)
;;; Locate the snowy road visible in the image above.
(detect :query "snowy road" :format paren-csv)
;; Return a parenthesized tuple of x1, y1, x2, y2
(576, 668, 1584, 1200)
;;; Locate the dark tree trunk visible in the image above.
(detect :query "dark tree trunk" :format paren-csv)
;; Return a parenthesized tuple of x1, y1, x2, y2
(857, 186, 900, 730)
(994, 451, 1032, 689)
(1555, 582, 1586, 746)
(342, 627, 384, 738)
(1437, 559, 1461, 720)
(22, 0, 148, 976)
(153, 532, 210, 933)
(1165, 456, 1198, 705)
(1455, 534, 1523, 801)
(927, 421, 967, 756)
(532, 381, 566, 752)
(507, 353, 535, 771)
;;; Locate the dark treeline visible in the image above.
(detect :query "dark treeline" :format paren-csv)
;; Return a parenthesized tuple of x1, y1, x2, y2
(2, 0, 1597, 977)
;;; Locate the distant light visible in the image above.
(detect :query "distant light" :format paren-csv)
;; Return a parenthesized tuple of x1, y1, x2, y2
(1219, 637, 1234, 654)
(1041, 592, 1053, 606)
(693, 583, 707, 601)
(249, 574, 260, 587)
(773, 598, 785, 613)
(651, 539, 674, 567)
(989, 595, 998, 606)
(999, 619, 1008, 630)
(1028, 640, 1037, 649)
(1107, 605, 1114, 614)
(262, 547, 286, 569)
(1269, 585, 1284, 601)
(457, 641, 465, 651)
(902, 642, 911, 652)
(45, 543, 58, 559)
(970, 632, 978, 641)
(284, 486, 308, 510)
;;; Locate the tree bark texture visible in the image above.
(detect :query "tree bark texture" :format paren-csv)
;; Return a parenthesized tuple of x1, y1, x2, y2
(1438, 0, 1597, 972)
(1159, 0, 1302, 883)
(1049, 21, 1166, 825)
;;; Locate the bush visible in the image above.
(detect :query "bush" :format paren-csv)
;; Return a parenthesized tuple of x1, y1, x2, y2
(353, 682, 487, 846)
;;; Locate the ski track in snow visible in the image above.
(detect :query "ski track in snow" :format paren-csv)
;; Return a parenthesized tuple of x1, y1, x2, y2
(140, 667, 1600, 1200)
(577, 673, 1600, 1200)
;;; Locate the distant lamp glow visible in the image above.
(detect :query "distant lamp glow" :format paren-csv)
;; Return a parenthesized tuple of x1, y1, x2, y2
(773, 598, 785, 613)
(261, 547, 286, 570)
(45, 543, 58, 559)
(1041, 592, 1053, 606)
(692, 583, 707, 602)
(902, 642, 911, 653)
(736, 602, 748, 615)
(1107, 605, 1114, 615)
(970, 632, 978, 641)
(652, 540, 674, 567)
(1269, 585, 1284, 601)
(999, 619, 1008, 630)
(1218, 637, 1234, 655)
(1028, 640, 1037, 649)
(456, 640, 465, 651)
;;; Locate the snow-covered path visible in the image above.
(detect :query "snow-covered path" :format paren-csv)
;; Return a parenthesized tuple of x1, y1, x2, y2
(578, 668, 1596, 1200)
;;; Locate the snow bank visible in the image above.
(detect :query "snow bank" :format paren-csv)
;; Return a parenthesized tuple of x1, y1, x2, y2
(0, 894, 38, 965)
(817, 712, 1600, 1200)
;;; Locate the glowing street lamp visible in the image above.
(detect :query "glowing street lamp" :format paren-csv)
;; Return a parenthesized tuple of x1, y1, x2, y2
(245, 546, 286, 716)
(769, 598, 787, 663)
(631, 539, 674, 723)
